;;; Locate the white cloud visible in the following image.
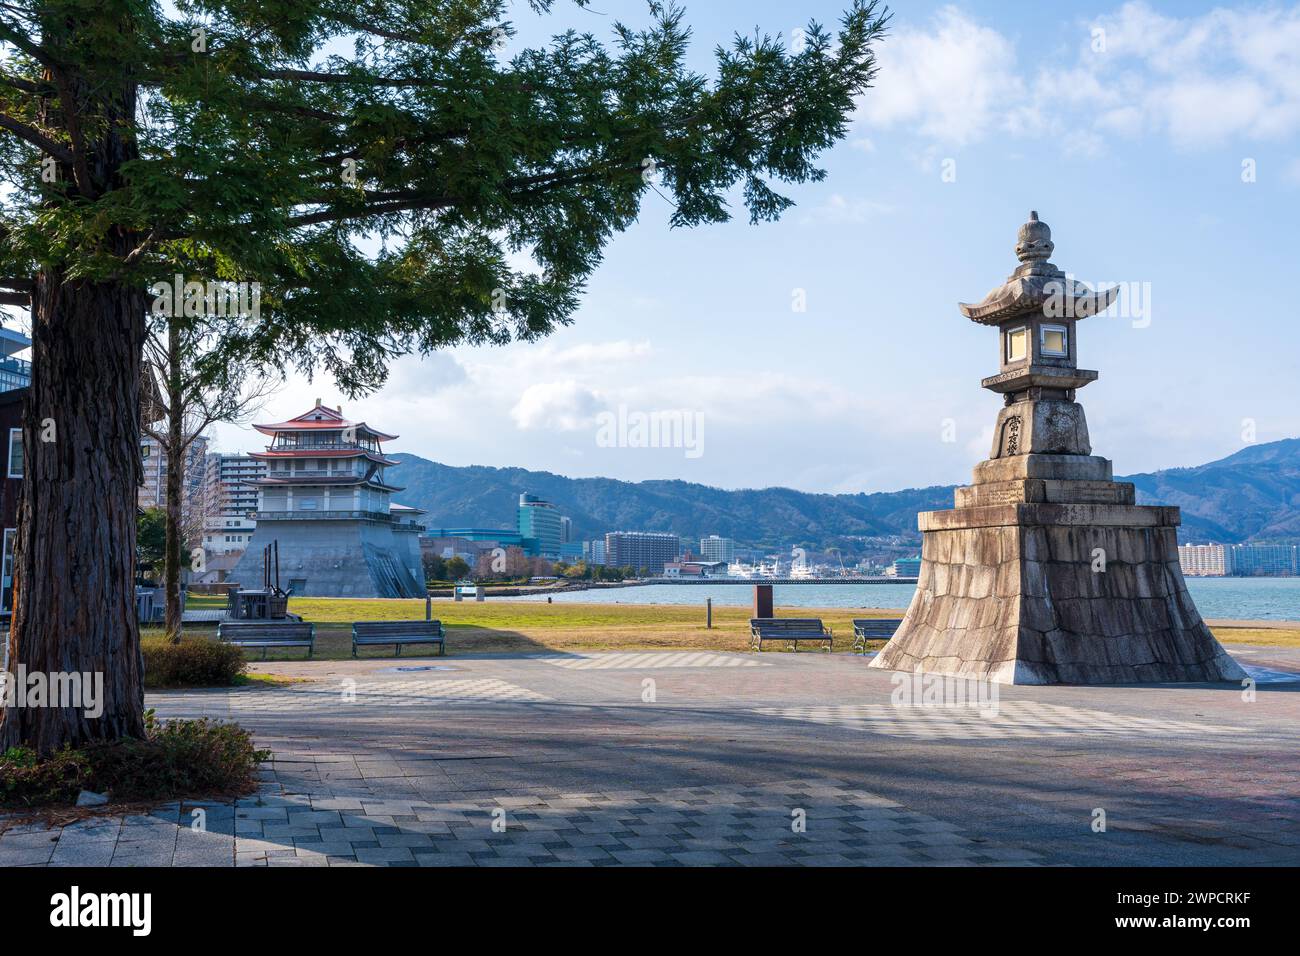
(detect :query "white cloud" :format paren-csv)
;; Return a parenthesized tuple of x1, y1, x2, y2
(799, 194, 896, 224)
(854, 2, 1300, 152)
(855, 6, 1023, 147)
(510, 380, 603, 431)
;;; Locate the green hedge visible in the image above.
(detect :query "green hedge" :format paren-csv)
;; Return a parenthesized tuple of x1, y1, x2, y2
(0, 712, 269, 807)
(142, 635, 247, 688)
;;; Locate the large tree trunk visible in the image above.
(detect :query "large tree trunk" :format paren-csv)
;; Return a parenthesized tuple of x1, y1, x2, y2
(0, 274, 147, 753)
(0, 36, 146, 752)
(164, 320, 184, 641)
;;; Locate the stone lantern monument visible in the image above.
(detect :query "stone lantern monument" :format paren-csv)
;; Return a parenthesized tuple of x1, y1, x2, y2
(870, 213, 1245, 684)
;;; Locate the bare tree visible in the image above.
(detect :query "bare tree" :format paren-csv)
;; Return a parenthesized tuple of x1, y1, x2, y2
(141, 316, 278, 640)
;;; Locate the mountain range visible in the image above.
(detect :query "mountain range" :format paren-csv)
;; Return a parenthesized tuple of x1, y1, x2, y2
(390, 437, 1300, 558)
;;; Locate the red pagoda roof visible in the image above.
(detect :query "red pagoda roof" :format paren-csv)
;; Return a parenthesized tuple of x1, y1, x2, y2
(248, 475, 405, 493)
(248, 448, 400, 467)
(252, 401, 398, 442)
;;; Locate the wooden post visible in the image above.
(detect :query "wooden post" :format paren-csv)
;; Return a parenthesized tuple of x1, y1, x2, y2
(753, 584, 773, 618)
(706, 597, 712, 628)
(425, 592, 432, 620)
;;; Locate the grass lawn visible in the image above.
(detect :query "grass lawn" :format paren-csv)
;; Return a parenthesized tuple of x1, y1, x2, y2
(178, 596, 904, 660)
(175, 594, 1300, 662)
(1203, 626, 1300, 648)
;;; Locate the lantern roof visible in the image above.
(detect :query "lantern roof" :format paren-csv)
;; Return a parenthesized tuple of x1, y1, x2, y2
(959, 211, 1119, 325)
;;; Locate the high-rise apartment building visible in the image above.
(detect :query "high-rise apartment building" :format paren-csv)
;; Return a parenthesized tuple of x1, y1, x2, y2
(604, 531, 680, 573)
(1228, 544, 1298, 577)
(699, 535, 735, 563)
(1177, 543, 1229, 577)
(201, 454, 267, 556)
(518, 493, 564, 558)
(139, 433, 210, 511)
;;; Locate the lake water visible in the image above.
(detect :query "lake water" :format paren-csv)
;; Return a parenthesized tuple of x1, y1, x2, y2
(513, 577, 1300, 621)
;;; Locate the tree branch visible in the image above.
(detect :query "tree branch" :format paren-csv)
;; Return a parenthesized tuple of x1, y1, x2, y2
(0, 112, 74, 163)
(0, 19, 56, 70)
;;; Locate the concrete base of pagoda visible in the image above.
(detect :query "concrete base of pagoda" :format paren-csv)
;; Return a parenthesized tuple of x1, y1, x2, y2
(229, 519, 425, 599)
(869, 454, 1246, 685)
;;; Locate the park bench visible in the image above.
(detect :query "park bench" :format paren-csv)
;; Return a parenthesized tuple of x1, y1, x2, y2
(216, 621, 315, 659)
(750, 617, 833, 652)
(352, 620, 446, 658)
(851, 618, 904, 654)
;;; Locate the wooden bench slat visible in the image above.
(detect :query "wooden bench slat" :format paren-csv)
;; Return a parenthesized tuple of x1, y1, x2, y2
(850, 618, 904, 654)
(351, 620, 446, 658)
(750, 617, 833, 652)
(217, 622, 315, 660)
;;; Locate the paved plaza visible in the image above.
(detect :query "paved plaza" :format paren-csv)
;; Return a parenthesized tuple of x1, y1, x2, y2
(1, 646, 1297, 867)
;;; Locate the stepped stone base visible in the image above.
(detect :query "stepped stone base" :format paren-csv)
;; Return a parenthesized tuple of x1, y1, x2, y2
(229, 520, 425, 599)
(870, 461, 1246, 685)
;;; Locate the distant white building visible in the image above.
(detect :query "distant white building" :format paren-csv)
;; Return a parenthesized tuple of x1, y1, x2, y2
(139, 433, 209, 511)
(699, 535, 735, 563)
(1178, 543, 1228, 577)
(201, 453, 266, 558)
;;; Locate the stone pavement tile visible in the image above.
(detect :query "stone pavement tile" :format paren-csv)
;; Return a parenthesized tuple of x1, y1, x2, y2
(287, 810, 343, 827)
(310, 797, 366, 811)
(50, 841, 117, 866)
(487, 841, 554, 857)
(295, 839, 359, 857)
(561, 832, 628, 848)
(377, 832, 433, 848)
(799, 853, 857, 866)
(111, 847, 176, 867)
(60, 819, 122, 840)
(671, 850, 734, 865)
(263, 824, 324, 840)
(729, 850, 798, 866)
(618, 835, 685, 851)
(0, 821, 53, 835)
(916, 846, 983, 863)
(414, 851, 479, 867)
(975, 847, 1049, 862)
(236, 807, 290, 821)
(548, 846, 616, 862)
(355, 846, 415, 864)
(610, 848, 672, 864)
(0, 830, 62, 850)
(536, 859, 596, 867)
(318, 826, 376, 843)
(913, 832, 977, 847)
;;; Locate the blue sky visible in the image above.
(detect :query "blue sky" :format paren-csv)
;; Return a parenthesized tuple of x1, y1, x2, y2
(28, 1, 1300, 494)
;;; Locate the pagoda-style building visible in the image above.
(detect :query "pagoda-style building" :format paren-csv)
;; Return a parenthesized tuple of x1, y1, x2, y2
(229, 400, 426, 597)
(870, 213, 1245, 684)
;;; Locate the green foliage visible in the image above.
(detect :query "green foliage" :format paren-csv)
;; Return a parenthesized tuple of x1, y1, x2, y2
(444, 555, 470, 580)
(0, 745, 90, 806)
(0, 0, 890, 394)
(0, 714, 268, 807)
(137, 506, 168, 580)
(141, 635, 248, 688)
(86, 712, 270, 802)
(422, 551, 446, 583)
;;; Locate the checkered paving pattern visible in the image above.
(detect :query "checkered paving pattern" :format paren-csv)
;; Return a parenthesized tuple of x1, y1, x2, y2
(0, 777, 1043, 867)
(154, 679, 551, 714)
(754, 701, 1235, 740)
(535, 651, 769, 670)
